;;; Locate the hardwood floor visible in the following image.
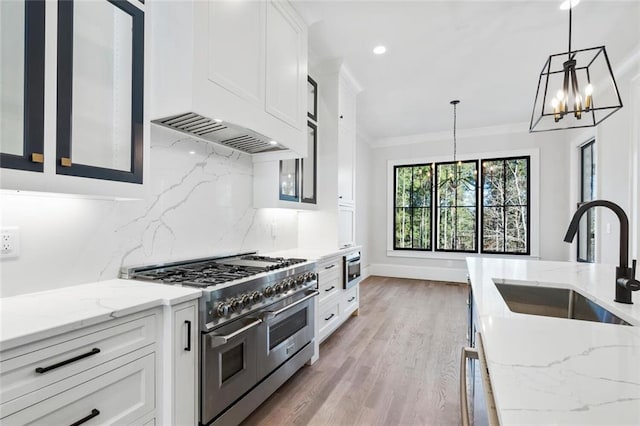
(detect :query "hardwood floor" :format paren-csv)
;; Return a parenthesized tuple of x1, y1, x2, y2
(242, 276, 468, 426)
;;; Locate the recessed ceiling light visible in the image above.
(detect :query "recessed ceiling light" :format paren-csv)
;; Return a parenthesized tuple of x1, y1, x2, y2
(214, 118, 223, 123)
(189, 151, 196, 155)
(269, 140, 278, 145)
(559, 0, 580, 10)
(373, 45, 387, 55)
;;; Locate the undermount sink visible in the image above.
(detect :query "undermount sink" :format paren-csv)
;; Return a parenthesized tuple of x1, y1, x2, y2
(495, 283, 632, 326)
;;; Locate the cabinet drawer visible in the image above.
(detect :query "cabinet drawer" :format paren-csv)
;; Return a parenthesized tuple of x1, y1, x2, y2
(2, 353, 155, 425)
(318, 275, 340, 304)
(342, 285, 358, 314)
(318, 256, 342, 273)
(318, 300, 340, 342)
(1, 315, 156, 405)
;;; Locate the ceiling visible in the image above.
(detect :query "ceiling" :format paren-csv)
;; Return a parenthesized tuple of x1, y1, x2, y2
(292, 0, 640, 141)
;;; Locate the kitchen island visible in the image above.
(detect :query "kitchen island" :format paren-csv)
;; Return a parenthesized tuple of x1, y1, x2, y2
(467, 257, 640, 425)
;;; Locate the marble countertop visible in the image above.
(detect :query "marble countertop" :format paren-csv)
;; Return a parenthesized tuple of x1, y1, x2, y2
(260, 245, 362, 262)
(466, 257, 640, 425)
(0, 279, 201, 351)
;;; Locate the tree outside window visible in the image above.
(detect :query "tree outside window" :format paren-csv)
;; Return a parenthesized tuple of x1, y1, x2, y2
(394, 164, 433, 250)
(481, 157, 529, 254)
(435, 161, 478, 252)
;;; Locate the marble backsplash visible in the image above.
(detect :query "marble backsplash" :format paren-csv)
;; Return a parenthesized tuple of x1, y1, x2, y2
(0, 126, 298, 297)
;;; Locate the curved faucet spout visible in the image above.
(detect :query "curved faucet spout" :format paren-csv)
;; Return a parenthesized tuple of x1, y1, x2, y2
(563, 200, 629, 268)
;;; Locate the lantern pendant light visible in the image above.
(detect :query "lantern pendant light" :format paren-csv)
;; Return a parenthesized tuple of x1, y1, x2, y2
(529, 1, 623, 132)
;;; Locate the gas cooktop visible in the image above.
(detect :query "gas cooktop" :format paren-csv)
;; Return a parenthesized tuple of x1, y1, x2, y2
(122, 253, 307, 288)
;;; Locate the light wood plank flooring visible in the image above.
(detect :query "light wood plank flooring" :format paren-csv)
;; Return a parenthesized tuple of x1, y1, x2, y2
(242, 276, 468, 426)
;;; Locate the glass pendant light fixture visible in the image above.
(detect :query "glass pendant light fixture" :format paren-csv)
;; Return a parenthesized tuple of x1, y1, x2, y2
(529, 0, 623, 132)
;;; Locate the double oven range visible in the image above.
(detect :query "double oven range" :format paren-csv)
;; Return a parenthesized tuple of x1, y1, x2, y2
(121, 252, 318, 425)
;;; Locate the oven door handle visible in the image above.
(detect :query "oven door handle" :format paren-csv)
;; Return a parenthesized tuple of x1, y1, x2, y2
(208, 318, 263, 348)
(262, 290, 319, 320)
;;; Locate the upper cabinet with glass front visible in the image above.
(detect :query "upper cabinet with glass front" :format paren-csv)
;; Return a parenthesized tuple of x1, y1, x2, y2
(1, 0, 148, 198)
(0, 0, 45, 172)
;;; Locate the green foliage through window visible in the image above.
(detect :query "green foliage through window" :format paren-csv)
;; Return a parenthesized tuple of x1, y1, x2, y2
(393, 156, 530, 255)
(394, 164, 433, 250)
(481, 157, 529, 254)
(435, 161, 478, 252)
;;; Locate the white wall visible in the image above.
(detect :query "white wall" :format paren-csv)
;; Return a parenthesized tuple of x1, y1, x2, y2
(366, 127, 570, 282)
(593, 55, 640, 266)
(356, 132, 372, 271)
(0, 126, 299, 297)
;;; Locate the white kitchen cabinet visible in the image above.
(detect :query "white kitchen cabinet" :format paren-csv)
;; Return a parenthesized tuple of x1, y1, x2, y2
(0, 0, 150, 199)
(338, 126, 356, 206)
(338, 78, 357, 132)
(153, 0, 308, 157)
(338, 205, 356, 248)
(0, 310, 159, 422)
(316, 253, 360, 344)
(265, 1, 306, 129)
(207, 0, 265, 107)
(2, 353, 155, 425)
(161, 301, 198, 426)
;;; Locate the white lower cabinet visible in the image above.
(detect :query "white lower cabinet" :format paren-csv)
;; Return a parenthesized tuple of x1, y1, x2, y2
(316, 254, 360, 344)
(0, 301, 199, 426)
(2, 353, 155, 425)
(163, 302, 198, 426)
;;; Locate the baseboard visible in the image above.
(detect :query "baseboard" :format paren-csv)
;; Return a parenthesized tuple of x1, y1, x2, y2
(361, 265, 371, 281)
(367, 263, 467, 283)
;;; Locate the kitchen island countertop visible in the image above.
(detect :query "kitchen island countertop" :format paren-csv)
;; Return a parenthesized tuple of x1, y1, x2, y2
(0, 279, 201, 351)
(467, 257, 640, 425)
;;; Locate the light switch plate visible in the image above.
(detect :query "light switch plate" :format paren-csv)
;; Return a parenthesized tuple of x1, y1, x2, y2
(1, 227, 20, 259)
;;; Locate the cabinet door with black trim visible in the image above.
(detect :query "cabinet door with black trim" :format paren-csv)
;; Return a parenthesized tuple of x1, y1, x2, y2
(0, 0, 45, 172)
(57, 0, 144, 183)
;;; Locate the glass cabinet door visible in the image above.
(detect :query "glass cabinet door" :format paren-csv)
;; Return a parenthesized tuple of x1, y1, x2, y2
(56, 0, 144, 183)
(0, 0, 45, 172)
(279, 158, 299, 201)
(301, 121, 317, 203)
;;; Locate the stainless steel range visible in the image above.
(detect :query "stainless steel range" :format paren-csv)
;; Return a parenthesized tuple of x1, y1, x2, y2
(121, 252, 318, 426)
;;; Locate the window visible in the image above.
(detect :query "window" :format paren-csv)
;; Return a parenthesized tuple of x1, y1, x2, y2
(436, 161, 478, 252)
(392, 155, 530, 255)
(394, 164, 433, 250)
(481, 157, 530, 254)
(578, 140, 596, 262)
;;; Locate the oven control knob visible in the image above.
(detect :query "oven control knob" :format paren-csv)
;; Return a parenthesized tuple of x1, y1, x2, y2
(216, 303, 230, 317)
(306, 272, 316, 282)
(241, 294, 252, 306)
(264, 286, 275, 297)
(275, 283, 285, 293)
(252, 291, 262, 302)
(284, 279, 293, 290)
(230, 299, 242, 311)
(296, 276, 305, 286)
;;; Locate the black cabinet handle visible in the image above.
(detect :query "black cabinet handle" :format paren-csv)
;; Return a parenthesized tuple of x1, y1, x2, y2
(185, 320, 192, 352)
(348, 296, 356, 303)
(324, 313, 335, 321)
(325, 286, 335, 292)
(324, 264, 336, 270)
(69, 409, 100, 426)
(35, 348, 100, 374)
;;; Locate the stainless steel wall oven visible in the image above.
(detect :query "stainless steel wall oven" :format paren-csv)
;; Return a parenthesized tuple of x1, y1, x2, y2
(344, 251, 362, 289)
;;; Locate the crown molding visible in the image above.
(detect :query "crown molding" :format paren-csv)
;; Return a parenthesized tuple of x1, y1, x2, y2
(370, 121, 530, 149)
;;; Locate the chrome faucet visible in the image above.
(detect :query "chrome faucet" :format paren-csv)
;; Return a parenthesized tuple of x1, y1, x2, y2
(564, 200, 640, 304)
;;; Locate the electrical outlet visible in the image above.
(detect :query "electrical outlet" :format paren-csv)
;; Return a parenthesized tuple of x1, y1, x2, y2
(1, 227, 20, 259)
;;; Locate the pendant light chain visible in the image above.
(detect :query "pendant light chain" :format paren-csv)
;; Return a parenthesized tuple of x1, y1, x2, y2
(450, 99, 460, 162)
(568, 5, 572, 58)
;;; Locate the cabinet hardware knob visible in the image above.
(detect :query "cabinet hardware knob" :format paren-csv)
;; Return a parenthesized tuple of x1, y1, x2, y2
(60, 157, 72, 167)
(31, 153, 44, 163)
